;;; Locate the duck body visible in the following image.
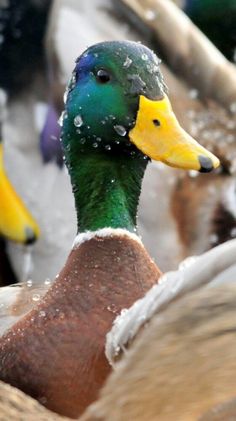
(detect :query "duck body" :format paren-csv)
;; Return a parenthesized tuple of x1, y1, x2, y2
(0, 41, 218, 417)
(0, 230, 159, 417)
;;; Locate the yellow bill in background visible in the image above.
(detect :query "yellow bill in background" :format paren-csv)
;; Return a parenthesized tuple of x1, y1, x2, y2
(0, 144, 40, 244)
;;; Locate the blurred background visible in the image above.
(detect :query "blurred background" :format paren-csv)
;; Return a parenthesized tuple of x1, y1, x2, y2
(0, 0, 235, 286)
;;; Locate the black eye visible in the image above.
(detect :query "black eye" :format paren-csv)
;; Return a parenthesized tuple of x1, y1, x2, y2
(96, 69, 111, 83)
(153, 119, 161, 127)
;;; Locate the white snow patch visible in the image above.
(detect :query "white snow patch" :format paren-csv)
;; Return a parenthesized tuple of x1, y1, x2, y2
(73, 228, 143, 249)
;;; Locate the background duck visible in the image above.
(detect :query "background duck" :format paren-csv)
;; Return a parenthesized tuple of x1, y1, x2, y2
(0, 88, 39, 285)
(81, 239, 236, 421)
(0, 0, 57, 284)
(184, 0, 236, 62)
(0, 41, 219, 418)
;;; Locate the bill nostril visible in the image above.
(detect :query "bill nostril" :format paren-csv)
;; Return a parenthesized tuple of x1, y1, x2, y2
(24, 227, 37, 245)
(198, 155, 214, 173)
(153, 119, 161, 127)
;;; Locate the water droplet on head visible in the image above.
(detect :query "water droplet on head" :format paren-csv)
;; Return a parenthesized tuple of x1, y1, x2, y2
(123, 56, 132, 68)
(114, 125, 127, 137)
(32, 294, 40, 302)
(74, 114, 83, 127)
(63, 87, 69, 104)
(141, 53, 148, 61)
(58, 111, 67, 127)
(70, 72, 76, 90)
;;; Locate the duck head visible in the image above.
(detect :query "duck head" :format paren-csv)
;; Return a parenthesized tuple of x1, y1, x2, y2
(62, 40, 219, 172)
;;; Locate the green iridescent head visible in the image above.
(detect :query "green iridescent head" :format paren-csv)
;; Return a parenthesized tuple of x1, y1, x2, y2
(61, 41, 165, 157)
(61, 40, 219, 172)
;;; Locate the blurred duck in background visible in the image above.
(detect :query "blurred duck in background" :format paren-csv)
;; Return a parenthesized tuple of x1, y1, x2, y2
(183, 0, 236, 62)
(0, 0, 76, 284)
(0, 89, 39, 285)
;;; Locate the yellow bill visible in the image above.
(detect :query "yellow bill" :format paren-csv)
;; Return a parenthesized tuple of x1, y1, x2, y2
(129, 94, 220, 172)
(0, 144, 40, 244)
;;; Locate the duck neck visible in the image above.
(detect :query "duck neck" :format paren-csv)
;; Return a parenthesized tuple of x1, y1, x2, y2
(67, 149, 148, 233)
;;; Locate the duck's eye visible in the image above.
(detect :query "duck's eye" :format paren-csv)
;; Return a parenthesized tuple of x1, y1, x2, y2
(96, 69, 111, 83)
(153, 119, 161, 127)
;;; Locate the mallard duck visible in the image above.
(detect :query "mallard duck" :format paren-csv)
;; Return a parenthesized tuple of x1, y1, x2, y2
(81, 239, 236, 421)
(0, 41, 219, 418)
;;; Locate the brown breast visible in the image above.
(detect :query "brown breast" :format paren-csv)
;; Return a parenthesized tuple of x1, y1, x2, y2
(0, 233, 160, 418)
